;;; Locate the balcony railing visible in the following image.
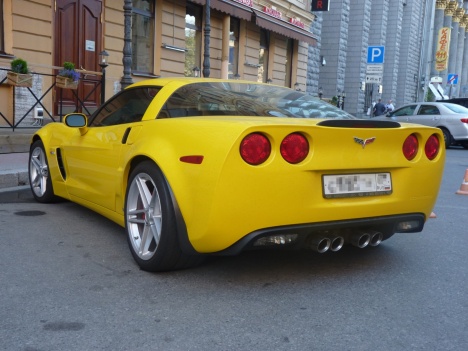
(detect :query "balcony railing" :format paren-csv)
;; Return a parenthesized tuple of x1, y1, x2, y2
(0, 63, 104, 131)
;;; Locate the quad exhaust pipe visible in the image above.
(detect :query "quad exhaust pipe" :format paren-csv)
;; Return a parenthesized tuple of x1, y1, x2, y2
(309, 230, 383, 253)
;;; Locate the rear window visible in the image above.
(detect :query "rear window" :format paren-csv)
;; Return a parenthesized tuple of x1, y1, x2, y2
(158, 82, 355, 119)
(443, 103, 468, 114)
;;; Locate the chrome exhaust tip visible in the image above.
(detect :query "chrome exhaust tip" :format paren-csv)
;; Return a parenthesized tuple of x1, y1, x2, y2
(369, 231, 383, 247)
(349, 231, 371, 248)
(309, 237, 331, 253)
(329, 236, 345, 252)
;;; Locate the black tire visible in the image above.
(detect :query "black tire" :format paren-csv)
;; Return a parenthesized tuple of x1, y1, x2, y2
(29, 140, 58, 203)
(125, 161, 201, 272)
(440, 128, 452, 149)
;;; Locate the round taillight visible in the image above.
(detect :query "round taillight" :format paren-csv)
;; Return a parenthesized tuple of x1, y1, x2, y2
(403, 134, 418, 160)
(280, 133, 309, 164)
(240, 133, 271, 165)
(425, 134, 440, 160)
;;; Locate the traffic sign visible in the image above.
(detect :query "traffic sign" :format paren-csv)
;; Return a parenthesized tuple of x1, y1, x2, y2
(366, 75, 382, 83)
(366, 64, 383, 74)
(367, 46, 385, 64)
(447, 73, 459, 85)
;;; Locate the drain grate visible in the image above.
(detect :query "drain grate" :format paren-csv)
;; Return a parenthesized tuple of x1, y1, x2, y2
(14, 210, 46, 216)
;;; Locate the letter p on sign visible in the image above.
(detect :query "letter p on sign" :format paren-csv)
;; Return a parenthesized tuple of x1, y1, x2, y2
(367, 46, 385, 64)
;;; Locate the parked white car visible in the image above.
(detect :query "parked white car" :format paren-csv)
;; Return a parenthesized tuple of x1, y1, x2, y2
(374, 102, 468, 148)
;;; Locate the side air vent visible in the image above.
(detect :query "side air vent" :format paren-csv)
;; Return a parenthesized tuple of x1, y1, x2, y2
(317, 120, 401, 128)
(56, 148, 67, 180)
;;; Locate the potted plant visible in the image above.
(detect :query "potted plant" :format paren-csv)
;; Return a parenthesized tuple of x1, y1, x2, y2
(7, 58, 33, 87)
(56, 61, 80, 89)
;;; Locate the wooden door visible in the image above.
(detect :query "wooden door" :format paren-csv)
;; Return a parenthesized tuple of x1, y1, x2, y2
(55, 0, 102, 116)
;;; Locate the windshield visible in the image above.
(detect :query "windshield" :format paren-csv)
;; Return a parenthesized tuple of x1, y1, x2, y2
(158, 82, 355, 119)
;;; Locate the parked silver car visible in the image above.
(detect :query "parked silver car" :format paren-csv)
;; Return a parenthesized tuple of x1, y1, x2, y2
(374, 102, 468, 148)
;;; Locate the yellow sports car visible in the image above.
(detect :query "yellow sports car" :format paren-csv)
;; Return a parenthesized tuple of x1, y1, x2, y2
(29, 78, 445, 271)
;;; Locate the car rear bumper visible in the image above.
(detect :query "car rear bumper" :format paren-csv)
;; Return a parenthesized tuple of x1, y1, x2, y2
(216, 213, 425, 255)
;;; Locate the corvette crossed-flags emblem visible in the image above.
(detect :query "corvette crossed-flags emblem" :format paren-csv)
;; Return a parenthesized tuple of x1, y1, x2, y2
(354, 137, 376, 149)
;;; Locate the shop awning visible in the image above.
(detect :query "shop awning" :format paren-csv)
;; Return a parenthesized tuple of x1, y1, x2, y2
(190, 0, 206, 5)
(253, 10, 318, 46)
(211, 0, 253, 21)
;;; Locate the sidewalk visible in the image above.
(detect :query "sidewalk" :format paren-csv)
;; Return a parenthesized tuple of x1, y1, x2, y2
(0, 129, 34, 190)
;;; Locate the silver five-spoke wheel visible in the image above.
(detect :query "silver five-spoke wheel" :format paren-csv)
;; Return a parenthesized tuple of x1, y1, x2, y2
(125, 161, 201, 271)
(29, 140, 56, 203)
(126, 172, 162, 261)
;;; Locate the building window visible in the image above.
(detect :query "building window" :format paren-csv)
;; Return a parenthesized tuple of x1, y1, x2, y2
(132, 0, 155, 74)
(258, 29, 269, 83)
(0, 0, 4, 54)
(185, 3, 202, 77)
(285, 39, 293, 87)
(229, 17, 239, 79)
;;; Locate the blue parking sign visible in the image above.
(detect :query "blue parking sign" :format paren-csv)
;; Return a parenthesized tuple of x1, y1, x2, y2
(367, 46, 385, 64)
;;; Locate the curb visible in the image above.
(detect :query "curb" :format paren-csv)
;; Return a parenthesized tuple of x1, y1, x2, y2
(0, 170, 29, 189)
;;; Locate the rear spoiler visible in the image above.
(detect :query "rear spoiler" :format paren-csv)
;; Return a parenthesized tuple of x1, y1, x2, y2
(317, 120, 400, 128)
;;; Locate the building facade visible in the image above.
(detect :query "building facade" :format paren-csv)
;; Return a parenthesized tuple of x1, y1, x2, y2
(3, 0, 468, 126)
(0, 0, 317, 127)
(309, 0, 430, 116)
(310, 0, 468, 116)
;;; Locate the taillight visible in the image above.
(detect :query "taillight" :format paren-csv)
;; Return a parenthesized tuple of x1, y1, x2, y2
(280, 133, 309, 164)
(425, 134, 440, 160)
(403, 134, 418, 160)
(240, 133, 271, 165)
(461, 118, 468, 123)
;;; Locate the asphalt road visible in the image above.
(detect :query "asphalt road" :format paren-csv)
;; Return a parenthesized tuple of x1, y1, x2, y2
(1, 149, 467, 351)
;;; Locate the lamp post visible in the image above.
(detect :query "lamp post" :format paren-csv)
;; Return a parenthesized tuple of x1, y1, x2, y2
(336, 90, 346, 110)
(99, 50, 109, 104)
(193, 67, 200, 77)
(203, 0, 211, 77)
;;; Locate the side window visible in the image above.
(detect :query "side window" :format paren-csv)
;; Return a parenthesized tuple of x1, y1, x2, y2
(89, 87, 160, 126)
(418, 105, 440, 115)
(391, 105, 417, 117)
(158, 87, 200, 118)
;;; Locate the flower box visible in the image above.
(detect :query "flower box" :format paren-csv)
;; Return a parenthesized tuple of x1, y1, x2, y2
(56, 75, 78, 89)
(7, 72, 33, 88)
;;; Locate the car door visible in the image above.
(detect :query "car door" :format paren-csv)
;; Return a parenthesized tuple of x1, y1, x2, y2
(62, 87, 157, 211)
(409, 104, 441, 127)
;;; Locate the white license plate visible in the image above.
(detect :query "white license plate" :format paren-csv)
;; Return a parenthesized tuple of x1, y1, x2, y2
(322, 173, 392, 198)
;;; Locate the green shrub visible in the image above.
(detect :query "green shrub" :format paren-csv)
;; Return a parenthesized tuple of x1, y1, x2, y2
(63, 61, 75, 71)
(10, 58, 29, 74)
